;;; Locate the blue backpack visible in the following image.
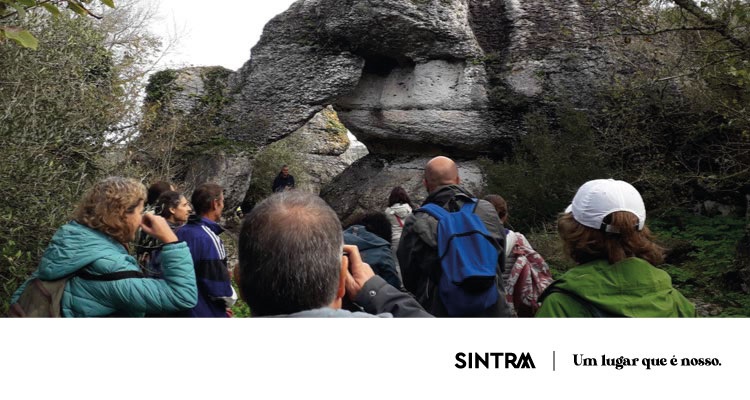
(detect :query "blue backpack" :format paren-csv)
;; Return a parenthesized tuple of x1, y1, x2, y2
(419, 199, 500, 316)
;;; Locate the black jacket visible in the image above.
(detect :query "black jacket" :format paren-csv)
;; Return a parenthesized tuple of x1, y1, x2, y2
(272, 174, 295, 192)
(397, 185, 511, 317)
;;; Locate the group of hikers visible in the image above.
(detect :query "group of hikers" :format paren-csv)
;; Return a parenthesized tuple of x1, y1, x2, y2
(8, 155, 696, 318)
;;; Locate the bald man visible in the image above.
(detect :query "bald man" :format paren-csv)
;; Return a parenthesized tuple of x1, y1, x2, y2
(397, 156, 511, 317)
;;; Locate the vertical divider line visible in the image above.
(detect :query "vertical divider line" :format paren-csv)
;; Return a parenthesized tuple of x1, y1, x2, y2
(553, 351, 556, 371)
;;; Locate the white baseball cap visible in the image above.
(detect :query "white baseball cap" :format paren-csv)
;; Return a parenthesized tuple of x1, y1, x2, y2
(565, 179, 646, 233)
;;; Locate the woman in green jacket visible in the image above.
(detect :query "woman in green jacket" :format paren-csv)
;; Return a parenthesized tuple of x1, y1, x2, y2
(536, 179, 695, 318)
(11, 177, 198, 317)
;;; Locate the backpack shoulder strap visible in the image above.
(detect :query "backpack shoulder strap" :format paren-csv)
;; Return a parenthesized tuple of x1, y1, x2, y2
(76, 269, 145, 281)
(459, 198, 479, 214)
(418, 202, 449, 220)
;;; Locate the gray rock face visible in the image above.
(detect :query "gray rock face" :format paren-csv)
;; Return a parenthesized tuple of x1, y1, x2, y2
(320, 155, 486, 224)
(224, 0, 614, 157)
(168, 67, 208, 114)
(220, 0, 615, 212)
(335, 59, 501, 155)
(182, 151, 253, 213)
(144, 0, 620, 217)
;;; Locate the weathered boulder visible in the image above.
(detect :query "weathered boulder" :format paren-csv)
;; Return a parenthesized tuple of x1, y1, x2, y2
(142, 0, 621, 217)
(225, 0, 614, 157)
(320, 155, 486, 225)
(243, 106, 368, 209)
(138, 67, 367, 213)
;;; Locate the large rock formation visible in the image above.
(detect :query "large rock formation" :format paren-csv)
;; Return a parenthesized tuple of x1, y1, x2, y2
(226, 0, 613, 155)
(216, 0, 617, 214)
(142, 1, 620, 217)
(137, 67, 367, 213)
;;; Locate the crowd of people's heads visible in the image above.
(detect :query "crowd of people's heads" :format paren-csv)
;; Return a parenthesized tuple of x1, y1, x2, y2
(47, 153, 682, 318)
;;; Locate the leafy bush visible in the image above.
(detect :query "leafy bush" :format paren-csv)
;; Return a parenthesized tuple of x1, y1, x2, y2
(650, 210, 748, 316)
(482, 106, 608, 231)
(0, 13, 127, 313)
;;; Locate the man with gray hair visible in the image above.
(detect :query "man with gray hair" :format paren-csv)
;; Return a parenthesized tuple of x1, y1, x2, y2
(237, 191, 431, 317)
(398, 156, 511, 317)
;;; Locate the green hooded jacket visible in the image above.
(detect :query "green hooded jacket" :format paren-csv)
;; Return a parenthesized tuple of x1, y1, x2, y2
(11, 221, 198, 317)
(536, 258, 696, 317)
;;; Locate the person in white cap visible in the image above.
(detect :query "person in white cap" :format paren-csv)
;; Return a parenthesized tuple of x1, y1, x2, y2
(536, 179, 696, 317)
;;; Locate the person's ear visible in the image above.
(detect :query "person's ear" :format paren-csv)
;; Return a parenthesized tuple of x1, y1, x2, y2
(456, 175, 461, 185)
(328, 256, 348, 310)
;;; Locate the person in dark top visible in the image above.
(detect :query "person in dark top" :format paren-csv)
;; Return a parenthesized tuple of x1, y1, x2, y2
(344, 212, 403, 290)
(176, 183, 236, 317)
(397, 156, 512, 317)
(272, 165, 295, 193)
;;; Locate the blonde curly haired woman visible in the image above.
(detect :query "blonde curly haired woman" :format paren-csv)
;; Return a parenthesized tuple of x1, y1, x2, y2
(11, 177, 197, 317)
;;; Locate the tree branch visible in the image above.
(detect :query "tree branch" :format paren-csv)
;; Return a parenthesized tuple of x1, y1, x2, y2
(671, 0, 748, 52)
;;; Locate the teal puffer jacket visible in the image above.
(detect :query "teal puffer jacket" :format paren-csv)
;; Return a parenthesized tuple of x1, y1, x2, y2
(11, 221, 198, 317)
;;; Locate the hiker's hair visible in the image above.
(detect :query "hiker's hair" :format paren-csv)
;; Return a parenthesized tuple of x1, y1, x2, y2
(155, 191, 183, 219)
(147, 181, 172, 206)
(557, 211, 664, 266)
(349, 212, 392, 243)
(74, 177, 146, 245)
(388, 186, 413, 208)
(484, 194, 508, 223)
(191, 183, 223, 216)
(238, 191, 343, 316)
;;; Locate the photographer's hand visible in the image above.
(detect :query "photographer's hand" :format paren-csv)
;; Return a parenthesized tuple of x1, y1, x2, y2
(343, 245, 375, 300)
(140, 214, 178, 244)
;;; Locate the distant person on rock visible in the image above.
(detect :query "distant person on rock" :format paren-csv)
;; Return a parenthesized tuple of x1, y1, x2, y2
(176, 183, 237, 317)
(272, 165, 295, 193)
(536, 179, 696, 317)
(385, 186, 413, 279)
(236, 191, 431, 317)
(397, 156, 511, 317)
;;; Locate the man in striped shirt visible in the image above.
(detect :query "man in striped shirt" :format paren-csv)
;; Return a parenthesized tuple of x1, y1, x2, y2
(176, 183, 236, 317)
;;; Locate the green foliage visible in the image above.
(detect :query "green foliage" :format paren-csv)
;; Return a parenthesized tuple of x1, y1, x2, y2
(593, 0, 750, 208)
(0, 12, 125, 314)
(144, 69, 178, 104)
(244, 134, 310, 208)
(482, 106, 608, 230)
(133, 66, 237, 182)
(650, 210, 748, 316)
(0, 0, 116, 49)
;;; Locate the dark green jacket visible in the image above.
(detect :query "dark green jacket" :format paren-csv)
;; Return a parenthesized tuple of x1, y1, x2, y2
(536, 258, 696, 317)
